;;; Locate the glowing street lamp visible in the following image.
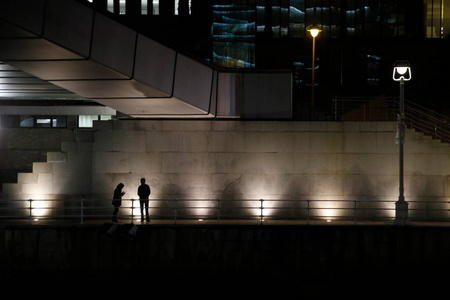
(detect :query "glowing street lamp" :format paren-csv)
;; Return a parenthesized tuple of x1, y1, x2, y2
(307, 25, 321, 108)
(393, 60, 411, 226)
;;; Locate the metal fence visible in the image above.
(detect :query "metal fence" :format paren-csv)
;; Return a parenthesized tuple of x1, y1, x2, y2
(0, 198, 449, 225)
(333, 97, 450, 145)
(332, 97, 398, 122)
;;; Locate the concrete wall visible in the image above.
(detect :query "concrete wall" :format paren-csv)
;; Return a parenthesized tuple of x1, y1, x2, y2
(2, 120, 450, 220)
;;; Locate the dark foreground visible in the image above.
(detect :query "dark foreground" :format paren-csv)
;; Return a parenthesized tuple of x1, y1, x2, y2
(1, 223, 448, 297)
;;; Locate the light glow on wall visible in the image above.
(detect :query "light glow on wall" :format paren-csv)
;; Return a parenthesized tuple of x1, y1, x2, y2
(29, 198, 51, 217)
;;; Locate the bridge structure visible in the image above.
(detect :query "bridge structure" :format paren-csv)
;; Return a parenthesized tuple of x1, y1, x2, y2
(0, 0, 291, 119)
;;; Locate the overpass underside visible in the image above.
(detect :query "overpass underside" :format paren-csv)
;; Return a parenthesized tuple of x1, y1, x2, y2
(0, 0, 292, 119)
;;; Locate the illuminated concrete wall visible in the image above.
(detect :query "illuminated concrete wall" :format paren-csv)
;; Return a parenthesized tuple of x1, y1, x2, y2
(3, 120, 450, 210)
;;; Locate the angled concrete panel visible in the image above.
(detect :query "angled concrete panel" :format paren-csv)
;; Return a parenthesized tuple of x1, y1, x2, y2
(51, 79, 169, 99)
(0, 39, 83, 61)
(0, 19, 37, 38)
(93, 97, 208, 117)
(90, 13, 136, 77)
(0, 0, 45, 36)
(173, 54, 213, 112)
(8, 60, 127, 81)
(134, 35, 176, 95)
(44, 0, 94, 57)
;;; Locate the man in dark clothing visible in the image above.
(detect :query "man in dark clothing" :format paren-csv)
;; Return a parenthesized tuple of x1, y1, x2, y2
(137, 178, 151, 222)
(112, 183, 125, 222)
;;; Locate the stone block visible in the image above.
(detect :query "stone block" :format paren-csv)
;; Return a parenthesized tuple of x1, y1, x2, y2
(112, 120, 148, 131)
(406, 175, 445, 197)
(445, 176, 450, 196)
(377, 122, 396, 132)
(92, 173, 113, 195)
(47, 152, 67, 162)
(113, 130, 146, 152)
(225, 121, 245, 132)
(243, 121, 264, 132)
(211, 121, 230, 131)
(129, 152, 162, 174)
(52, 172, 87, 194)
(343, 122, 361, 132)
(309, 174, 344, 197)
(21, 183, 40, 196)
(294, 122, 311, 131)
(146, 131, 179, 152)
(209, 132, 245, 152)
(376, 132, 397, 153)
(62, 141, 93, 153)
(145, 120, 163, 131)
(37, 173, 53, 192)
(360, 153, 397, 175)
(374, 175, 397, 197)
(33, 162, 53, 173)
(343, 174, 378, 197)
(211, 174, 246, 197)
(3, 183, 23, 196)
(276, 121, 296, 132)
(275, 132, 295, 152)
(178, 132, 209, 152)
(162, 121, 181, 131)
(93, 130, 113, 152)
(343, 132, 377, 153)
(360, 122, 378, 132)
(18, 173, 38, 184)
(294, 132, 310, 153)
(326, 153, 361, 175)
(216, 153, 293, 175)
(327, 122, 344, 132)
(244, 132, 278, 152)
(325, 132, 344, 153)
(178, 174, 213, 197)
(310, 122, 328, 132)
(310, 132, 332, 153)
(92, 120, 113, 130)
(93, 152, 129, 173)
(294, 153, 327, 175)
(162, 153, 215, 174)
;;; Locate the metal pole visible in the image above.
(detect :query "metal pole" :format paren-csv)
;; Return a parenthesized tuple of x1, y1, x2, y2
(29, 199, 32, 225)
(399, 79, 404, 202)
(174, 199, 177, 225)
(260, 199, 264, 225)
(307, 199, 310, 225)
(311, 36, 316, 108)
(217, 199, 221, 225)
(131, 199, 134, 225)
(80, 198, 84, 225)
(395, 78, 410, 225)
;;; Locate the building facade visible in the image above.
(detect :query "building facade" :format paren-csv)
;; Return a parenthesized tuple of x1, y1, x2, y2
(89, 0, 450, 116)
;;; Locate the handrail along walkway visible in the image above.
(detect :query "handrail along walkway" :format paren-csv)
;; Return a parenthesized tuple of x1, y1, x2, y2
(0, 197, 449, 225)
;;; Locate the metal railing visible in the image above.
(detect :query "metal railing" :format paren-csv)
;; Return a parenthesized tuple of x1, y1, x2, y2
(0, 198, 449, 225)
(333, 97, 450, 144)
(332, 97, 399, 122)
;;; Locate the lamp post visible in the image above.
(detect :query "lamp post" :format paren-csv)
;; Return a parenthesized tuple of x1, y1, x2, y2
(307, 25, 321, 108)
(393, 60, 411, 226)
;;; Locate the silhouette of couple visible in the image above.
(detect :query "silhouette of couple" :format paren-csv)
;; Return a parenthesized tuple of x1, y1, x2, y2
(112, 178, 151, 223)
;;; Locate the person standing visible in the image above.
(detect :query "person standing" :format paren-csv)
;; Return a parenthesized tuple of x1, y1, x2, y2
(112, 183, 125, 222)
(137, 178, 151, 222)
